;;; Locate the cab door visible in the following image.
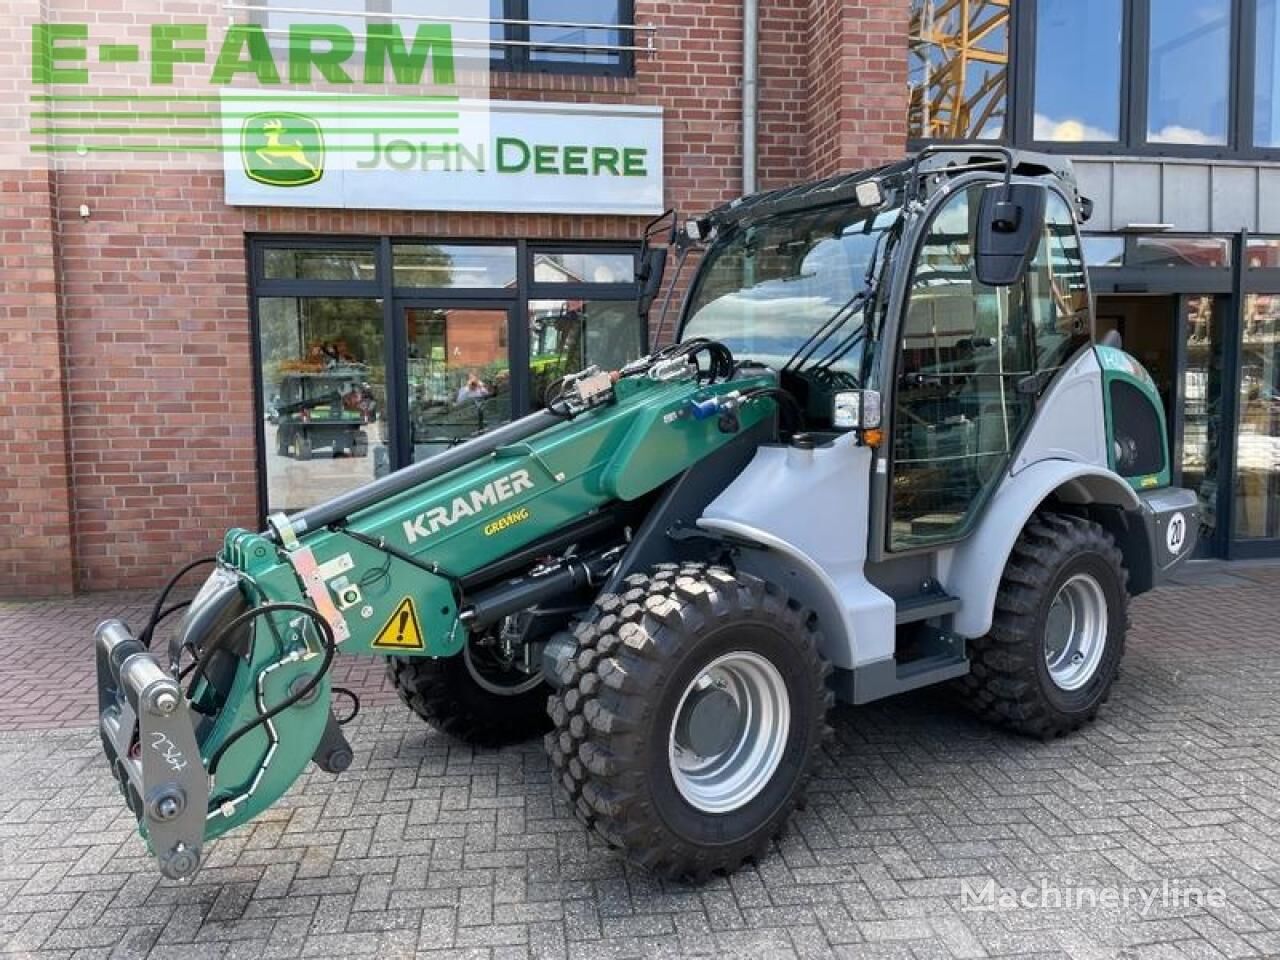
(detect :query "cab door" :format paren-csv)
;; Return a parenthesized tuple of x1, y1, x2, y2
(886, 183, 1089, 552)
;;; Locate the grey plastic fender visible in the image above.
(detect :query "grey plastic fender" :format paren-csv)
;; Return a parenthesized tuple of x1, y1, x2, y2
(937, 460, 1140, 638)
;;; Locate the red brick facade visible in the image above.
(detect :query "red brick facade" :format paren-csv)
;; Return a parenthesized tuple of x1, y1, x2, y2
(1, 1, 909, 595)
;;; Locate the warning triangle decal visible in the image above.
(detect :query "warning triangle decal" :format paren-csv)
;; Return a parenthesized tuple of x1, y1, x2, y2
(371, 597, 426, 651)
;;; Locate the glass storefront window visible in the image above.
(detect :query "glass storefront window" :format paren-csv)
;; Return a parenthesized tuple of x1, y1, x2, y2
(393, 245, 518, 289)
(263, 248, 376, 282)
(1247, 238, 1280, 268)
(1083, 235, 1125, 267)
(1147, 0, 1231, 145)
(533, 251, 635, 285)
(529, 299, 641, 406)
(258, 297, 386, 514)
(1034, 0, 1123, 142)
(1129, 236, 1231, 269)
(908, 0, 1009, 140)
(1235, 295, 1280, 539)
(1182, 295, 1225, 543)
(403, 306, 513, 466)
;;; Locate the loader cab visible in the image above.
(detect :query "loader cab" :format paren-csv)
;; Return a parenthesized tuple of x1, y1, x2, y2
(678, 154, 1097, 555)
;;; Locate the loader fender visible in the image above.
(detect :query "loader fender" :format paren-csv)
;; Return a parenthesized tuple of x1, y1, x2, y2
(937, 460, 1141, 639)
(698, 434, 894, 671)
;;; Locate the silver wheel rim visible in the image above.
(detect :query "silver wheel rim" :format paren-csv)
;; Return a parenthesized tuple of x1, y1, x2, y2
(1044, 573, 1109, 692)
(463, 641, 544, 696)
(668, 651, 790, 814)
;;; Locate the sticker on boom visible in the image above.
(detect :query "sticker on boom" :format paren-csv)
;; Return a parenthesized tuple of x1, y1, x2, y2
(485, 507, 531, 537)
(371, 597, 425, 651)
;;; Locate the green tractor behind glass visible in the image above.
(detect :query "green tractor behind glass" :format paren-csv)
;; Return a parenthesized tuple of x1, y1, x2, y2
(96, 149, 1198, 884)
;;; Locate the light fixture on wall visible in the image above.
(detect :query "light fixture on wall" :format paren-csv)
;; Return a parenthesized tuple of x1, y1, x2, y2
(1120, 223, 1174, 232)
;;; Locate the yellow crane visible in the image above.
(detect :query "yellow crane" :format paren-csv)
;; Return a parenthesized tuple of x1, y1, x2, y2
(909, 0, 1010, 140)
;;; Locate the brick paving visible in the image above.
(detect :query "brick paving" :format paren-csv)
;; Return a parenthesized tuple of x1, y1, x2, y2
(1, 565, 1279, 959)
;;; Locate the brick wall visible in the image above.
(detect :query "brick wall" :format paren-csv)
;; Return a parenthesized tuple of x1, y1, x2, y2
(5, 0, 911, 593)
(0, 170, 77, 595)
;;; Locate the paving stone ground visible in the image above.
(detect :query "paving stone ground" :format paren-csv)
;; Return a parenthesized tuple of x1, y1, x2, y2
(1, 563, 1279, 959)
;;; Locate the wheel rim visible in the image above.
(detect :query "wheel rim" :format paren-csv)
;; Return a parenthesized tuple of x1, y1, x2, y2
(462, 639, 544, 696)
(668, 651, 790, 814)
(1043, 573, 1109, 692)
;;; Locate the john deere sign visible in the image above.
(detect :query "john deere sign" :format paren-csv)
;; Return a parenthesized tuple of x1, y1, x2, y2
(223, 98, 664, 216)
(241, 114, 324, 187)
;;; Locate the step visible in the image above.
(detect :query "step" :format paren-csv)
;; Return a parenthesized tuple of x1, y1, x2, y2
(894, 591, 961, 625)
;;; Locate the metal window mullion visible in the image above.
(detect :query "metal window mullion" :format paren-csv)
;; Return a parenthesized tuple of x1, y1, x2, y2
(1131, 0, 1152, 149)
(226, 2, 652, 33)
(1236, 0, 1258, 151)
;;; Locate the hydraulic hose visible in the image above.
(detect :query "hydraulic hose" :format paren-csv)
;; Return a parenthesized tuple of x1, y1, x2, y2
(139, 557, 217, 649)
(195, 601, 337, 777)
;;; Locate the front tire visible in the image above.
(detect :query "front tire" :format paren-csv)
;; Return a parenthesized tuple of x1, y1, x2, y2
(960, 512, 1129, 738)
(545, 564, 831, 881)
(387, 643, 550, 747)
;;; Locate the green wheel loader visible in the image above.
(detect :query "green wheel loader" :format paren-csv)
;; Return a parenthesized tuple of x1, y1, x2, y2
(95, 148, 1200, 883)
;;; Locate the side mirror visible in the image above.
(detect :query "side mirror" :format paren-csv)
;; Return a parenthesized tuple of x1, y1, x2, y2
(975, 182, 1048, 287)
(833, 390, 882, 431)
(637, 245, 668, 315)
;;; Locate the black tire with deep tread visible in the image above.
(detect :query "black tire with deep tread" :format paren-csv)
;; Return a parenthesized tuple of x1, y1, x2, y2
(545, 563, 832, 881)
(387, 653, 550, 748)
(959, 512, 1129, 739)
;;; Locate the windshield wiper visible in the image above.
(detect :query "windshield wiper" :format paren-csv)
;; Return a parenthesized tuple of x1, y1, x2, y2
(781, 287, 872, 374)
(784, 222, 893, 376)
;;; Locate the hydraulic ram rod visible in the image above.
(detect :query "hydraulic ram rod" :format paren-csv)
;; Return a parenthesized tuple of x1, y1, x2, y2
(271, 409, 564, 541)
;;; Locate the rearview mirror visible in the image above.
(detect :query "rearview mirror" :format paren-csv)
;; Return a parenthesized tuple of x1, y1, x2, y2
(975, 182, 1048, 287)
(637, 245, 668, 313)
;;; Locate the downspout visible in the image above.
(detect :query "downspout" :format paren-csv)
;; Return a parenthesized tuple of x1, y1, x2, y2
(743, 0, 759, 195)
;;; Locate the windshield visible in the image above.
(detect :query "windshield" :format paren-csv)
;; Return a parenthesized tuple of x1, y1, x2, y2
(681, 202, 901, 374)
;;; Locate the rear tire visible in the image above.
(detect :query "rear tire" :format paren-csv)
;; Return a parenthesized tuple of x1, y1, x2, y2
(387, 648, 550, 748)
(959, 512, 1129, 738)
(545, 563, 831, 881)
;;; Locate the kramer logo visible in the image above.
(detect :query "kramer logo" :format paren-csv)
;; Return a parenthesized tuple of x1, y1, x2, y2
(403, 470, 535, 544)
(242, 113, 324, 187)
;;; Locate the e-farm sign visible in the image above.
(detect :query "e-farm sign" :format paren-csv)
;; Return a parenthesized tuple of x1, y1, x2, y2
(223, 98, 664, 216)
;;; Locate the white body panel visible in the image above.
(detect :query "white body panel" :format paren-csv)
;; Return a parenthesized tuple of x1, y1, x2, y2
(699, 434, 893, 670)
(1012, 350, 1110, 472)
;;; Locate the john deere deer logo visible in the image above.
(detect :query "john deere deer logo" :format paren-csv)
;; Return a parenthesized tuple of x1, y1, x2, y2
(241, 113, 324, 187)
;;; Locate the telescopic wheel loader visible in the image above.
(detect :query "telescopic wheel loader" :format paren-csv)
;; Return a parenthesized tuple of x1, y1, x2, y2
(96, 148, 1200, 883)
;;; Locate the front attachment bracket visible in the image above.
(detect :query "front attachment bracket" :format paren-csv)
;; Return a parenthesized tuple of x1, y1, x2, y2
(96, 619, 209, 881)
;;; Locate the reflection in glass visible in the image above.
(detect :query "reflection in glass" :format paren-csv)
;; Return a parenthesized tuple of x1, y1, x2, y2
(393, 245, 517, 289)
(891, 184, 1036, 550)
(908, 0, 1009, 140)
(258, 297, 386, 514)
(1246, 238, 1280, 269)
(533, 251, 635, 285)
(528, 0, 622, 65)
(1082, 235, 1125, 267)
(1147, 0, 1230, 145)
(1256, 0, 1280, 146)
(1034, 0, 1122, 142)
(1130, 236, 1231, 269)
(1182, 296, 1223, 542)
(263, 248, 376, 282)
(403, 308, 512, 467)
(529, 299, 642, 407)
(1235, 296, 1280, 539)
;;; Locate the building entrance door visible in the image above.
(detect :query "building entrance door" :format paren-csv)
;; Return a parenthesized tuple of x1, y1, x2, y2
(378, 301, 518, 479)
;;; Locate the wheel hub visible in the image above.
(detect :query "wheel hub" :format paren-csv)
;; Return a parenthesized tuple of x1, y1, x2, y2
(1044, 573, 1108, 692)
(673, 682, 741, 758)
(668, 652, 791, 815)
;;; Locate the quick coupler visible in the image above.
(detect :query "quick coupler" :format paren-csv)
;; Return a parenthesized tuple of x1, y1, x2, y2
(95, 619, 208, 881)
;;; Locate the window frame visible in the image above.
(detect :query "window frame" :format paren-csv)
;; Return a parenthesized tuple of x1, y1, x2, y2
(911, 0, 1280, 161)
(248, 236, 641, 521)
(490, 0, 636, 78)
